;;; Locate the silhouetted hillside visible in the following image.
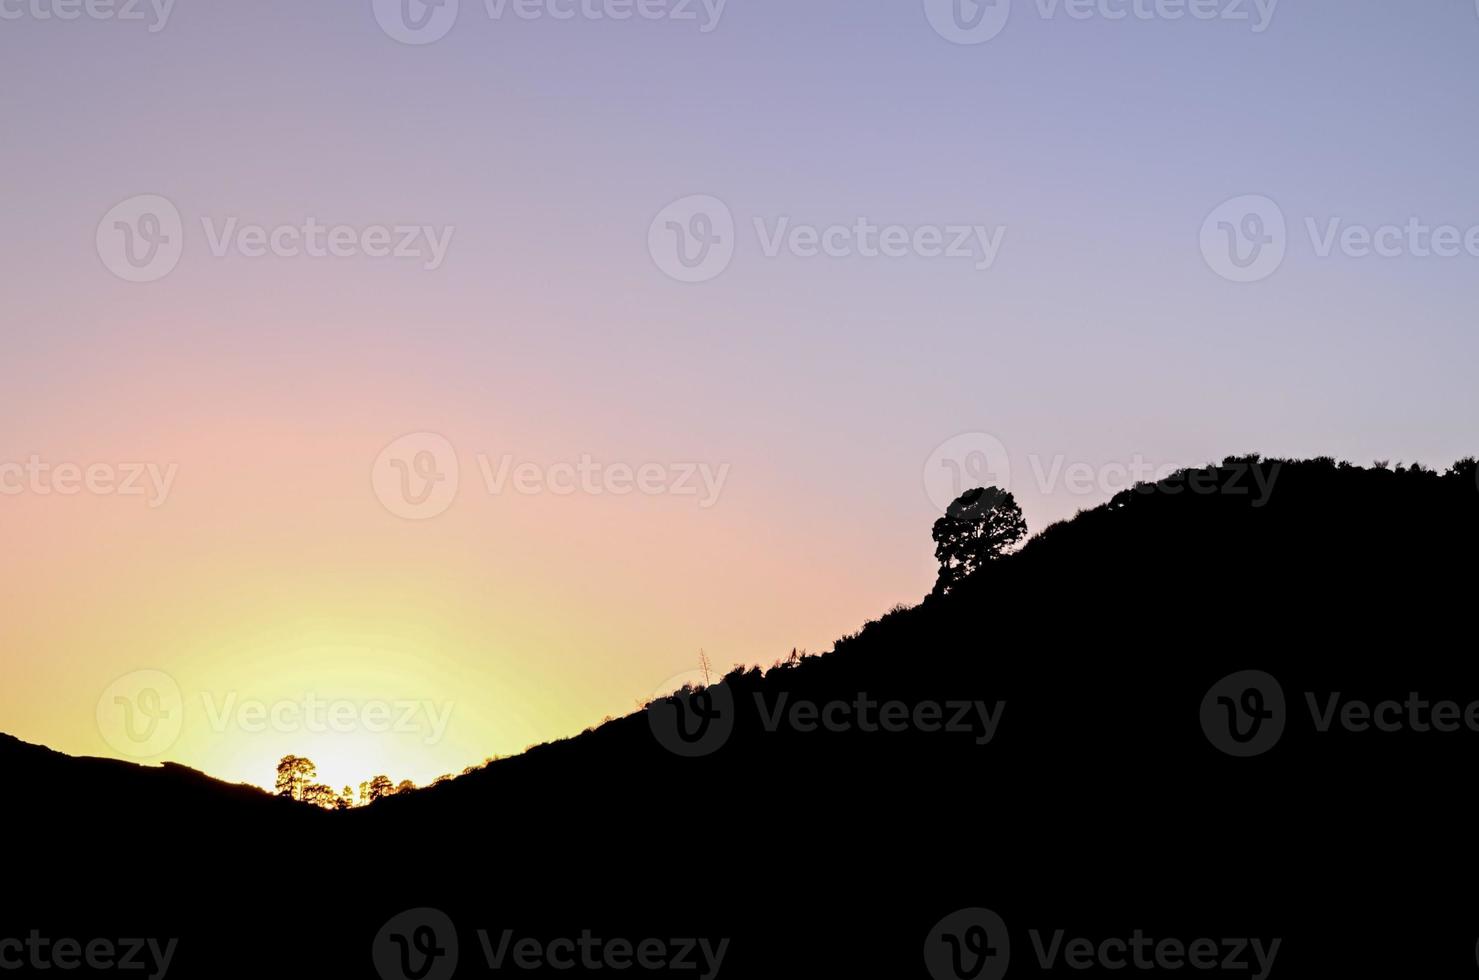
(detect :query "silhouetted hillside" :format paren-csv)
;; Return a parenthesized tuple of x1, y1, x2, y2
(7, 456, 1478, 978)
(0, 732, 315, 820)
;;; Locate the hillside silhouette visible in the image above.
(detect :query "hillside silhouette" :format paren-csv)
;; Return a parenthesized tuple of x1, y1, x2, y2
(6, 456, 1478, 978)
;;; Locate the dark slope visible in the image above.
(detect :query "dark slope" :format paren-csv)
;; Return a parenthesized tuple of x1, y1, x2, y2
(7, 456, 1478, 978)
(0, 732, 309, 820)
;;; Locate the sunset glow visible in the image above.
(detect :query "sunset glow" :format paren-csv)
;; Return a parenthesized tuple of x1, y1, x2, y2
(5, 0, 1477, 795)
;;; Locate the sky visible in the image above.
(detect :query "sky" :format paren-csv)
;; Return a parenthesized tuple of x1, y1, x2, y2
(2, 0, 1477, 791)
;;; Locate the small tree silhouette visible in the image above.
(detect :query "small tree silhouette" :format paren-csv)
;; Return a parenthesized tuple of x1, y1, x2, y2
(932, 486, 1027, 596)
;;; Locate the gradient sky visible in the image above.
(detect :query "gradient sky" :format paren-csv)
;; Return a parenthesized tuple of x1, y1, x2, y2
(3, 0, 1477, 791)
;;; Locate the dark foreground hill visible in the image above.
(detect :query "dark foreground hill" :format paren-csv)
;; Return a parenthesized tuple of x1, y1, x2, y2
(6, 456, 1479, 979)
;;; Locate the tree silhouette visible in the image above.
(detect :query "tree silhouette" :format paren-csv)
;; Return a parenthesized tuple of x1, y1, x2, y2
(300, 782, 338, 809)
(274, 755, 317, 801)
(366, 774, 394, 802)
(931, 486, 1027, 596)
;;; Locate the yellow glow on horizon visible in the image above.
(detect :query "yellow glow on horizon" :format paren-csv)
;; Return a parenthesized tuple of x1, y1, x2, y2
(1, 407, 918, 793)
